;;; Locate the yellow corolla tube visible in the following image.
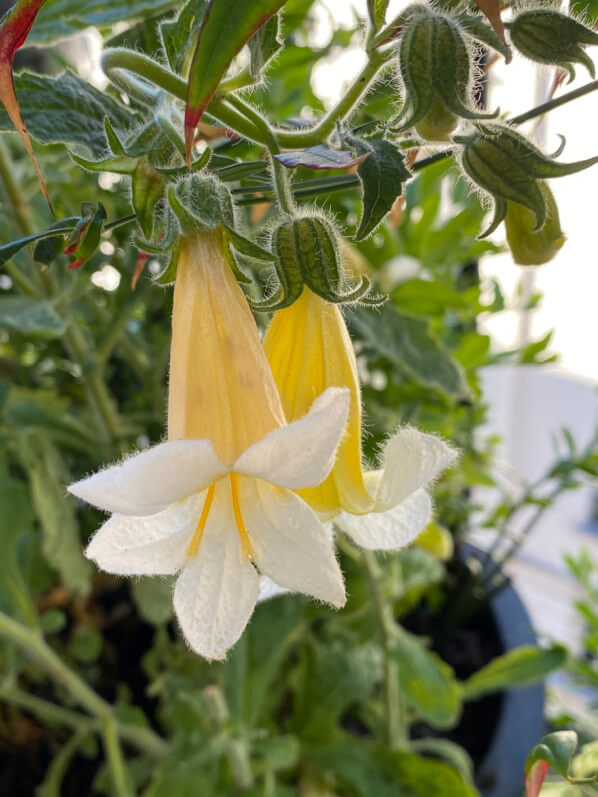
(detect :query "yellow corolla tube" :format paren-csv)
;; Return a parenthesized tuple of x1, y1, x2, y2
(264, 287, 373, 517)
(70, 230, 351, 661)
(264, 288, 457, 550)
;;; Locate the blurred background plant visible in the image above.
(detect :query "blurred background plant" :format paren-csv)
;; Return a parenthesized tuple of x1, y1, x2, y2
(0, 0, 597, 795)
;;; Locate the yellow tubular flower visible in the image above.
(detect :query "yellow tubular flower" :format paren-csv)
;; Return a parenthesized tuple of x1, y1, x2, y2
(264, 288, 457, 551)
(70, 232, 350, 660)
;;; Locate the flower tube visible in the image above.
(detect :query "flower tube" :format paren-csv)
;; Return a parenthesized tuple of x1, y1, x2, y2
(70, 230, 350, 660)
(263, 288, 456, 550)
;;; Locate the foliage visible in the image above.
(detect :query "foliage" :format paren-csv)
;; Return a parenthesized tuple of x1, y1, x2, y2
(0, 0, 597, 794)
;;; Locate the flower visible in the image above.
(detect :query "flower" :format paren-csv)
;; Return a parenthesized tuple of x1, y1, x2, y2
(263, 288, 456, 550)
(69, 231, 350, 660)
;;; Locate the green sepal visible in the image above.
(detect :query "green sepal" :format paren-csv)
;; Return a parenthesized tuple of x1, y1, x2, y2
(155, 146, 210, 177)
(394, 6, 497, 137)
(64, 202, 107, 266)
(456, 124, 598, 233)
(509, 9, 598, 80)
(221, 231, 252, 285)
(154, 237, 182, 286)
(132, 159, 166, 239)
(458, 13, 512, 63)
(525, 731, 578, 780)
(104, 116, 126, 156)
(223, 224, 276, 263)
(167, 173, 237, 234)
(251, 214, 380, 311)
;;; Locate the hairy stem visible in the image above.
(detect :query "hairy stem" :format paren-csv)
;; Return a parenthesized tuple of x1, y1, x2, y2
(362, 551, 407, 748)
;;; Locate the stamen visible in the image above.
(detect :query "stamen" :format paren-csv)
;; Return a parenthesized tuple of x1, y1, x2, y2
(186, 483, 216, 557)
(230, 473, 256, 560)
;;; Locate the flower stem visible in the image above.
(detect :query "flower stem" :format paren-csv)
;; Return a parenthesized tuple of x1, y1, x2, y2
(509, 78, 598, 126)
(0, 610, 169, 759)
(362, 551, 407, 749)
(102, 717, 134, 797)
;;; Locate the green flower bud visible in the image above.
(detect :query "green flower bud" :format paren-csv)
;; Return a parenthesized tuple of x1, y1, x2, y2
(455, 124, 598, 237)
(509, 9, 598, 81)
(250, 214, 381, 311)
(505, 182, 565, 266)
(394, 6, 496, 139)
(64, 202, 107, 269)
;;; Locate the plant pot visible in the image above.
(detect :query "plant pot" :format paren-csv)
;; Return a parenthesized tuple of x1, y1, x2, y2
(476, 578, 545, 797)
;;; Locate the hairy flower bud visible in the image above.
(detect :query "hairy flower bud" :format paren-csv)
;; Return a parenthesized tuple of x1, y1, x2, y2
(505, 182, 565, 266)
(509, 9, 598, 80)
(250, 214, 380, 311)
(455, 124, 598, 237)
(394, 6, 496, 140)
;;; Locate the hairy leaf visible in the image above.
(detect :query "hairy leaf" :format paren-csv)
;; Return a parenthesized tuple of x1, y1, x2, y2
(348, 136, 411, 240)
(0, 71, 132, 156)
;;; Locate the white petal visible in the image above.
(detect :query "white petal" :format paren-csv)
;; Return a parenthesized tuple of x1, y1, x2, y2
(336, 489, 432, 550)
(234, 387, 349, 489)
(85, 496, 200, 575)
(375, 428, 456, 512)
(240, 478, 345, 608)
(173, 489, 260, 661)
(257, 576, 290, 603)
(69, 440, 227, 516)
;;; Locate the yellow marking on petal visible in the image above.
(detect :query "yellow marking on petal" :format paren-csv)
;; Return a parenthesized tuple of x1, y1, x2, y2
(230, 473, 255, 560)
(186, 483, 216, 558)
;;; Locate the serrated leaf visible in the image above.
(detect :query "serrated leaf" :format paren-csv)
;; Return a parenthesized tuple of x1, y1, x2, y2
(184, 0, 287, 163)
(29, 0, 180, 45)
(368, 0, 389, 29)
(463, 644, 567, 701)
(393, 626, 462, 728)
(274, 144, 369, 170)
(0, 296, 66, 338)
(349, 304, 469, 400)
(0, 71, 132, 156)
(248, 12, 282, 78)
(0, 0, 51, 206)
(20, 433, 92, 595)
(348, 136, 411, 240)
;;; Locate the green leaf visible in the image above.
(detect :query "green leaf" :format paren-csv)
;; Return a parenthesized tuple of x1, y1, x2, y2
(19, 434, 92, 595)
(248, 12, 282, 78)
(526, 731, 579, 780)
(224, 595, 304, 724)
(0, 446, 36, 620)
(306, 743, 479, 797)
(349, 304, 470, 400)
(0, 72, 132, 157)
(295, 640, 383, 739)
(28, 0, 181, 45)
(0, 220, 78, 267)
(411, 739, 474, 786)
(347, 136, 411, 241)
(160, 0, 208, 72)
(184, 0, 288, 161)
(463, 644, 568, 701)
(130, 577, 174, 626)
(392, 279, 475, 317)
(0, 297, 66, 338)
(368, 0, 389, 29)
(393, 626, 462, 728)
